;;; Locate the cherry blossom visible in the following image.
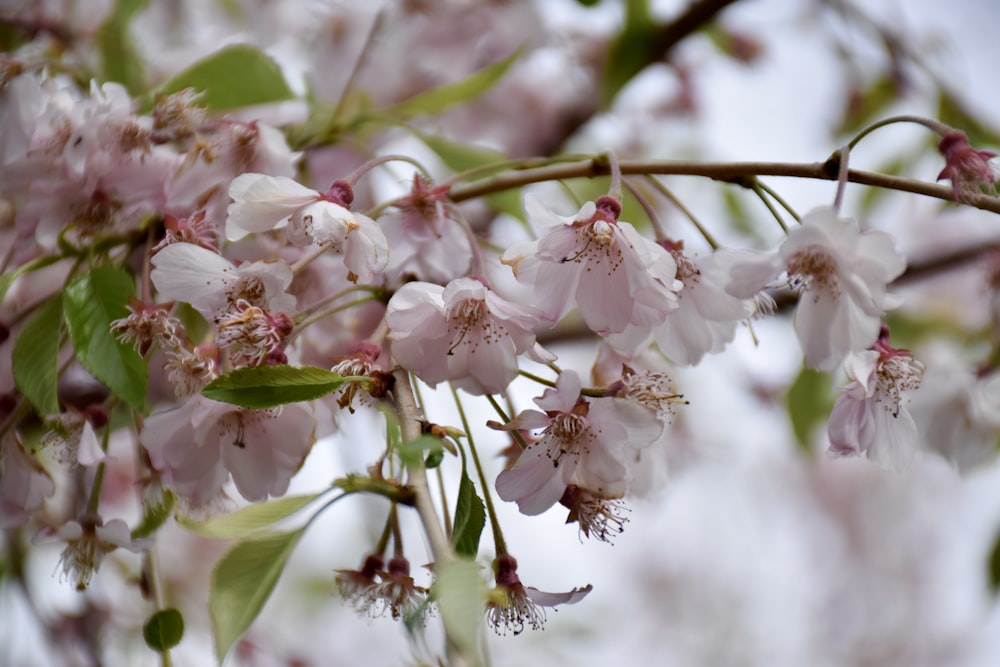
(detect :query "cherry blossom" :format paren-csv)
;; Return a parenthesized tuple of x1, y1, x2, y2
(936, 130, 996, 203)
(36, 516, 146, 590)
(150, 241, 296, 321)
(0, 435, 55, 528)
(225, 173, 388, 283)
(486, 554, 591, 635)
(141, 396, 318, 504)
(726, 207, 905, 371)
(608, 242, 753, 363)
(501, 194, 682, 336)
(386, 277, 546, 395)
(493, 370, 663, 515)
(381, 174, 473, 286)
(827, 329, 924, 471)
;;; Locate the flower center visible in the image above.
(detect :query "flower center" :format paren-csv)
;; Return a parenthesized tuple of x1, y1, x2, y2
(446, 298, 507, 355)
(786, 245, 838, 294)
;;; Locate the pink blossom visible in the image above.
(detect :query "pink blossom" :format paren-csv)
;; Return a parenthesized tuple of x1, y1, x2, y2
(827, 330, 924, 471)
(36, 516, 146, 590)
(727, 207, 905, 371)
(150, 241, 296, 321)
(226, 173, 388, 283)
(936, 130, 996, 203)
(386, 278, 545, 395)
(381, 174, 473, 286)
(0, 435, 55, 527)
(141, 395, 317, 504)
(608, 243, 753, 363)
(501, 195, 682, 335)
(486, 554, 591, 635)
(493, 371, 662, 515)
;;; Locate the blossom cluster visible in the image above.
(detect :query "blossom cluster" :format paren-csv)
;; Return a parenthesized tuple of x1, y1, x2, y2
(1, 11, 999, 665)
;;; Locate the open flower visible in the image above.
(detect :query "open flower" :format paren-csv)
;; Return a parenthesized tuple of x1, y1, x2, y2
(486, 554, 591, 635)
(827, 327, 924, 471)
(150, 242, 296, 321)
(493, 370, 662, 515)
(726, 207, 905, 371)
(36, 516, 146, 590)
(226, 173, 388, 283)
(608, 243, 754, 363)
(386, 277, 546, 395)
(501, 195, 682, 335)
(141, 395, 317, 504)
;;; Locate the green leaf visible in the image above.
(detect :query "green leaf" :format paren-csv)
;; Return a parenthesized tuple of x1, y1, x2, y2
(131, 490, 175, 540)
(63, 266, 147, 411)
(142, 44, 295, 113)
(434, 558, 486, 666)
(210, 528, 304, 661)
(413, 131, 524, 221)
(202, 365, 350, 409)
(143, 608, 184, 652)
(785, 367, 834, 451)
(601, 0, 659, 107)
(97, 0, 150, 94)
(384, 48, 522, 120)
(12, 294, 63, 415)
(988, 529, 1000, 593)
(0, 255, 63, 305)
(396, 435, 444, 468)
(451, 471, 485, 558)
(179, 493, 323, 539)
(937, 92, 1000, 150)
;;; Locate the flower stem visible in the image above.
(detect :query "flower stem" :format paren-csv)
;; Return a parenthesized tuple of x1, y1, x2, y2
(450, 385, 508, 556)
(750, 182, 790, 234)
(755, 180, 801, 223)
(643, 176, 719, 248)
(623, 178, 667, 240)
(846, 114, 951, 151)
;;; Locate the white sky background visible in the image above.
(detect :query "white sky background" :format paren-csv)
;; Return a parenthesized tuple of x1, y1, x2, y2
(7, 0, 1000, 665)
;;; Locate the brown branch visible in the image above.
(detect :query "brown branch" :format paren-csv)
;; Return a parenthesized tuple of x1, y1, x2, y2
(448, 157, 1000, 216)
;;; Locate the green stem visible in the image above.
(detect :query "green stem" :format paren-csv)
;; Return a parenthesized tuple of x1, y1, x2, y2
(289, 295, 381, 340)
(754, 181, 801, 223)
(643, 176, 719, 248)
(846, 114, 950, 151)
(450, 385, 508, 556)
(622, 178, 667, 240)
(343, 154, 431, 187)
(750, 182, 790, 234)
(484, 394, 528, 452)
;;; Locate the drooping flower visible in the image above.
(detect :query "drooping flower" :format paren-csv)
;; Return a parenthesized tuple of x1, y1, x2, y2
(608, 243, 754, 363)
(493, 370, 662, 515)
(370, 556, 428, 622)
(329, 342, 390, 413)
(36, 516, 146, 590)
(486, 554, 591, 635)
(225, 173, 388, 283)
(501, 194, 682, 336)
(0, 435, 55, 528)
(559, 485, 630, 543)
(386, 277, 547, 395)
(381, 174, 472, 286)
(141, 395, 317, 505)
(827, 327, 924, 471)
(726, 207, 905, 371)
(936, 130, 996, 203)
(334, 554, 385, 617)
(150, 241, 296, 321)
